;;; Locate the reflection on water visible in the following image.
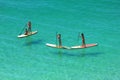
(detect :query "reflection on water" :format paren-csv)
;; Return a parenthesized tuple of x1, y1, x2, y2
(53, 50, 102, 58)
(24, 38, 43, 46)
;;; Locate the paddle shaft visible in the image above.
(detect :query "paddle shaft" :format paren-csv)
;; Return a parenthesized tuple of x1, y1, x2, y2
(19, 24, 27, 35)
(56, 32, 58, 45)
(78, 32, 80, 41)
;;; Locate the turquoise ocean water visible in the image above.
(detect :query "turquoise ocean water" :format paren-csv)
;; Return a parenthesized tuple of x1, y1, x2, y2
(0, 0, 120, 80)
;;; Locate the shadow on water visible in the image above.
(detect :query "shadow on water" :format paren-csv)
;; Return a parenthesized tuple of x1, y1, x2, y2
(24, 39, 43, 46)
(52, 50, 103, 58)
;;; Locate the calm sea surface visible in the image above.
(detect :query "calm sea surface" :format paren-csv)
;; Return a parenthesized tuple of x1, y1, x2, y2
(0, 0, 120, 80)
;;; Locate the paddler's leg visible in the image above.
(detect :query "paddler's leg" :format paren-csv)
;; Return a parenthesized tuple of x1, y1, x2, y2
(24, 28, 28, 35)
(57, 34, 62, 48)
(81, 33, 86, 48)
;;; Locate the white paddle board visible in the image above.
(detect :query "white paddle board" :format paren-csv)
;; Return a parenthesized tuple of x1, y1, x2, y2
(46, 43, 71, 49)
(71, 43, 98, 49)
(18, 31, 38, 38)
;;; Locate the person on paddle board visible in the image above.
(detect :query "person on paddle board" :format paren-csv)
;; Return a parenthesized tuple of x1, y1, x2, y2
(27, 21, 32, 32)
(57, 34, 62, 48)
(81, 33, 86, 48)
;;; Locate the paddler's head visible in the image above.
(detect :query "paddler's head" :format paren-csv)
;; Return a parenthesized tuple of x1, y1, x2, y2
(57, 34, 61, 39)
(81, 33, 85, 38)
(28, 21, 31, 27)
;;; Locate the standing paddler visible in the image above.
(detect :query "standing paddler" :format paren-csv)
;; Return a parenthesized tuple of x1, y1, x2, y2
(24, 21, 32, 35)
(81, 33, 86, 48)
(57, 34, 62, 48)
(27, 21, 32, 33)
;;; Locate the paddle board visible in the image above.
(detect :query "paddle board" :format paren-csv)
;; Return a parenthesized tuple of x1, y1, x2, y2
(71, 43, 98, 49)
(18, 31, 38, 38)
(46, 43, 71, 49)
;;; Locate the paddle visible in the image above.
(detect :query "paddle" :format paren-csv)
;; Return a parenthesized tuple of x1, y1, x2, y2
(56, 32, 58, 46)
(78, 32, 81, 41)
(19, 24, 27, 35)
